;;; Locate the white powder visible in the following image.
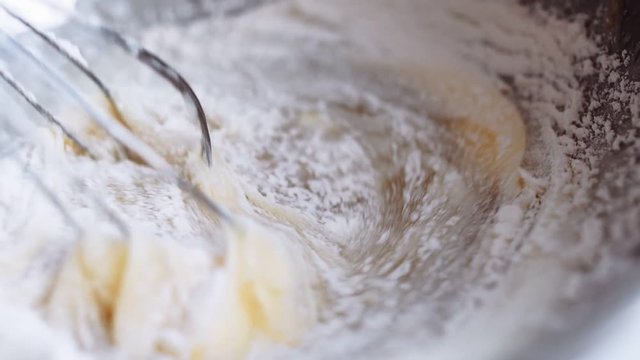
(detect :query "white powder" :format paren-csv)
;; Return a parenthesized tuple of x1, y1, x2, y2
(0, 0, 638, 359)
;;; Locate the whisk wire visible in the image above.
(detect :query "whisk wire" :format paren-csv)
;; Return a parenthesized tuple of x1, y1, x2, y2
(35, 0, 214, 166)
(0, 27, 234, 225)
(0, 2, 125, 123)
(0, 66, 92, 155)
(74, 180, 131, 239)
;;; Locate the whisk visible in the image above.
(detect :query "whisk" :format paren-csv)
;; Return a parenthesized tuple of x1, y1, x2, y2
(0, 4, 317, 357)
(0, 0, 235, 226)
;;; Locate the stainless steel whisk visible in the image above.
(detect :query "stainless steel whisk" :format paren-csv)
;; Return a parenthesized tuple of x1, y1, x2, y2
(0, 0, 235, 227)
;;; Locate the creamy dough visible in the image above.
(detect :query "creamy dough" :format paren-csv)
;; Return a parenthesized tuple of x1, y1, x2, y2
(47, 223, 314, 359)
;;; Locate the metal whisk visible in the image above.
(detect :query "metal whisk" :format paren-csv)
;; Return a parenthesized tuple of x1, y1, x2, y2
(0, 0, 235, 226)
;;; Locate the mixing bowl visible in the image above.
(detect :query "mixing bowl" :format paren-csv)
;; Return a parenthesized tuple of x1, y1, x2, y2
(1, 0, 639, 359)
